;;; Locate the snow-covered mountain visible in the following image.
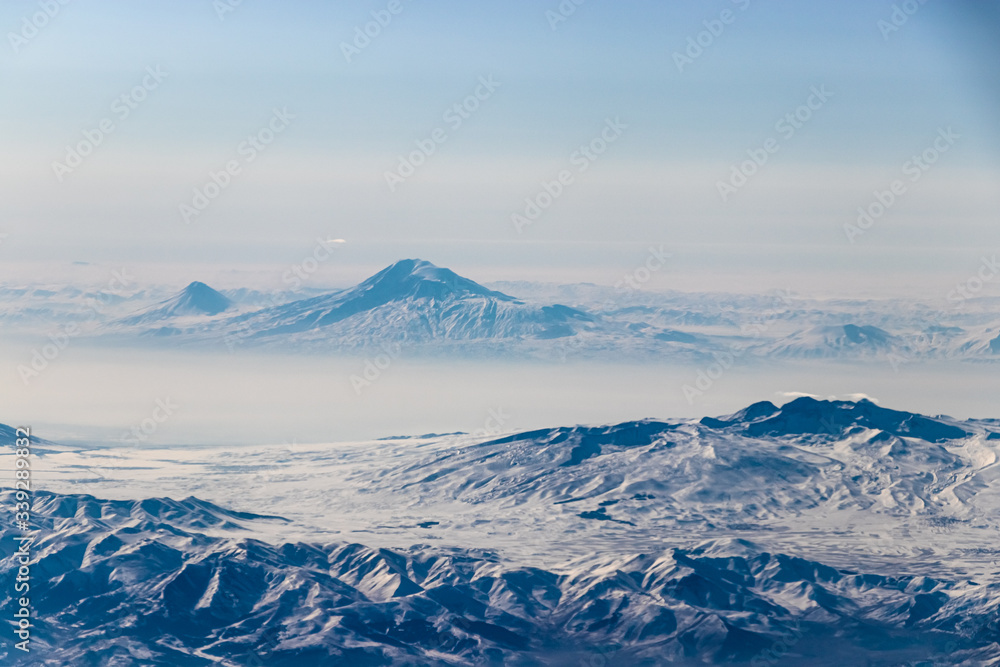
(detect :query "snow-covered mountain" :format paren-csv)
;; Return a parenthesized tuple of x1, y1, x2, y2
(0, 492, 1000, 667)
(351, 397, 993, 539)
(3, 490, 997, 666)
(758, 324, 897, 358)
(200, 259, 598, 347)
(951, 327, 1000, 357)
(4, 266, 999, 360)
(700, 396, 969, 442)
(117, 281, 233, 326)
(7, 400, 1000, 664)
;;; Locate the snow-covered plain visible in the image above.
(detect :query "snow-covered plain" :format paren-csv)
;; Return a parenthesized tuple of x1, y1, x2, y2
(3, 398, 1000, 664)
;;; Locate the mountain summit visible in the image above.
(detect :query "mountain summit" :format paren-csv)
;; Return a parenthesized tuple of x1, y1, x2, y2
(764, 324, 896, 358)
(169, 281, 233, 316)
(215, 259, 592, 344)
(118, 281, 233, 325)
(358, 259, 517, 303)
(701, 396, 968, 442)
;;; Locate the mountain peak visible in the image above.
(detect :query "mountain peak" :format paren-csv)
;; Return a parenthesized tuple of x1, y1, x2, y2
(702, 397, 968, 443)
(386, 258, 434, 273)
(116, 281, 232, 326)
(173, 281, 232, 316)
(358, 259, 516, 302)
(700, 401, 779, 428)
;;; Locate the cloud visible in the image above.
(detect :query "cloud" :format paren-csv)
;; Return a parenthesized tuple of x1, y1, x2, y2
(776, 391, 821, 400)
(776, 391, 879, 404)
(838, 393, 879, 403)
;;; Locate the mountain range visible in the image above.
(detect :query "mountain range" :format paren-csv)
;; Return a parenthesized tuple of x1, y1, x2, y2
(3, 259, 998, 360)
(5, 399, 1000, 664)
(3, 490, 994, 666)
(103, 259, 598, 349)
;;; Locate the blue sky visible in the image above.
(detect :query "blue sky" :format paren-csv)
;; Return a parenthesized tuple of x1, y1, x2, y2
(2, 0, 998, 293)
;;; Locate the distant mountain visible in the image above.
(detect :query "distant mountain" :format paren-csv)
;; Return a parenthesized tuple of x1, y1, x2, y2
(203, 259, 597, 346)
(0, 422, 20, 444)
(117, 281, 233, 326)
(762, 324, 897, 358)
(0, 421, 56, 449)
(33, 266, 995, 360)
(951, 327, 1000, 357)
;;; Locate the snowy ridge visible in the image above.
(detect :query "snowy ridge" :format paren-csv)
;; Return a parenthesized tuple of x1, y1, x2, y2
(6, 401, 1000, 663)
(356, 399, 995, 537)
(700, 397, 969, 442)
(2, 490, 998, 666)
